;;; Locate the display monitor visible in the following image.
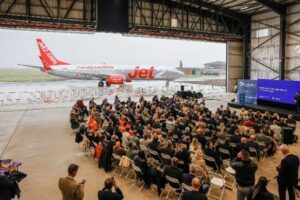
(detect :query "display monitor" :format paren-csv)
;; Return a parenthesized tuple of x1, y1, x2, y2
(257, 79, 300, 105)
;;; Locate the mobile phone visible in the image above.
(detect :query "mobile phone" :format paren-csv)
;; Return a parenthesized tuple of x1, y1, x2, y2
(80, 179, 86, 184)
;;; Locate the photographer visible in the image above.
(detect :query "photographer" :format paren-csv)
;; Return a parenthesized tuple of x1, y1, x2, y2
(98, 177, 123, 200)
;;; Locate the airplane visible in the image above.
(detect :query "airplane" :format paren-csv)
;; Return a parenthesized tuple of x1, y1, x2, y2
(20, 38, 185, 87)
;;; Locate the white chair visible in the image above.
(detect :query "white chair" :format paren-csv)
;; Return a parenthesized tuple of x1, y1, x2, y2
(207, 171, 225, 200)
(222, 161, 236, 190)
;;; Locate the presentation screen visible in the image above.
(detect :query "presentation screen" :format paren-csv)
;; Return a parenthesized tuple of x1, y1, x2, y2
(257, 79, 300, 105)
(238, 79, 257, 104)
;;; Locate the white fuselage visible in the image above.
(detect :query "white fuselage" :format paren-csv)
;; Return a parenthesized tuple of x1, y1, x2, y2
(47, 64, 184, 81)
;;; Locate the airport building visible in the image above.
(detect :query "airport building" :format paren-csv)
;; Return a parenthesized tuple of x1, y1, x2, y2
(0, 1, 299, 200)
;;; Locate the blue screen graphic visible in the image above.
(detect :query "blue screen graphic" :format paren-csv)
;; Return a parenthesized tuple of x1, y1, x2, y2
(238, 79, 257, 105)
(257, 79, 300, 105)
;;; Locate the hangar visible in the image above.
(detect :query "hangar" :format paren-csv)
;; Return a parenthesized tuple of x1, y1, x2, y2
(1, 0, 300, 91)
(0, 1, 299, 200)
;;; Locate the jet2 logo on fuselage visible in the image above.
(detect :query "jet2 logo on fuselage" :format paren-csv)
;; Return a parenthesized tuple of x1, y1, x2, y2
(128, 66, 155, 79)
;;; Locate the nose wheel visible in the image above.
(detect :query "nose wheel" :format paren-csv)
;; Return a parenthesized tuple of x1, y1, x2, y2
(166, 81, 170, 87)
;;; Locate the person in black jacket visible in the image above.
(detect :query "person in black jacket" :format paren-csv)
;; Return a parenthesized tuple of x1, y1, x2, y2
(204, 140, 222, 171)
(163, 157, 183, 187)
(276, 145, 299, 200)
(0, 174, 16, 200)
(294, 91, 300, 114)
(231, 150, 258, 200)
(247, 176, 274, 200)
(182, 177, 207, 200)
(98, 177, 123, 200)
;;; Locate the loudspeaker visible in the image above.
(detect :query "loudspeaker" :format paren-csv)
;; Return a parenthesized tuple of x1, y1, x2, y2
(97, 0, 129, 33)
(181, 85, 184, 91)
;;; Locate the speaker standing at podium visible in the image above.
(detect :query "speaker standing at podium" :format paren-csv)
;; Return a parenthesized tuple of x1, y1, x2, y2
(295, 91, 300, 114)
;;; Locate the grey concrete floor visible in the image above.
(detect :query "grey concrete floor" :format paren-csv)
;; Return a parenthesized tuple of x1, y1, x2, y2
(0, 105, 299, 200)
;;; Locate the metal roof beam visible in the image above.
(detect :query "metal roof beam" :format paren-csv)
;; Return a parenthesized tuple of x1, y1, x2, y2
(190, 0, 249, 23)
(255, 0, 286, 15)
(173, 0, 248, 22)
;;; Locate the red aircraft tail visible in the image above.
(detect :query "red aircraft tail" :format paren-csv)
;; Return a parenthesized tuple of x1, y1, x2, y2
(36, 38, 70, 70)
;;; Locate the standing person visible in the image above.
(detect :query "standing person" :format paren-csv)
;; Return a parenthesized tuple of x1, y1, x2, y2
(294, 91, 300, 114)
(0, 174, 16, 200)
(276, 145, 299, 200)
(247, 176, 274, 200)
(98, 177, 123, 200)
(182, 177, 207, 200)
(231, 150, 258, 200)
(59, 164, 84, 200)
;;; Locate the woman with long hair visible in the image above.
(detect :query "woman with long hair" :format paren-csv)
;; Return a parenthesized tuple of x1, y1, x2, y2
(247, 176, 274, 200)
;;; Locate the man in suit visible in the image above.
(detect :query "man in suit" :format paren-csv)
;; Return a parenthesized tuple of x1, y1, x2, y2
(0, 174, 16, 200)
(277, 145, 299, 200)
(59, 164, 84, 200)
(182, 177, 207, 200)
(98, 177, 123, 200)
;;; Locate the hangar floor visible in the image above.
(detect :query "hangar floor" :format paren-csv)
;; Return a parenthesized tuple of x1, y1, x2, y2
(0, 98, 299, 200)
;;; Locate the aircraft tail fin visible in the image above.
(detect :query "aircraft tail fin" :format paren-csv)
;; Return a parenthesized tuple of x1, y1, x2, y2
(36, 38, 70, 67)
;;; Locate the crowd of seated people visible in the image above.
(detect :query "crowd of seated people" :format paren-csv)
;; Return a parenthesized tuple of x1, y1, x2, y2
(69, 94, 297, 198)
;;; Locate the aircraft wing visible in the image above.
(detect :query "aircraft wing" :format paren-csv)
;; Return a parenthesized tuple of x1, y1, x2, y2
(18, 64, 43, 69)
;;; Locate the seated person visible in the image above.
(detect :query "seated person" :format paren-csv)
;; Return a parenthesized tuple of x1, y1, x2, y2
(162, 157, 183, 187)
(204, 140, 222, 170)
(218, 138, 233, 160)
(182, 165, 197, 186)
(235, 137, 249, 154)
(134, 150, 150, 187)
(182, 177, 208, 200)
(125, 142, 138, 160)
(113, 142, 126, 157)
(149, 159, 165, 196)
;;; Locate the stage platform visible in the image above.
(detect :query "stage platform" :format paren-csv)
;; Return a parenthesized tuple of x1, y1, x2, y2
(228, 102, 300, 121)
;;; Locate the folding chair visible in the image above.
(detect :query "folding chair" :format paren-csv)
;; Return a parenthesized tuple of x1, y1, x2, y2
(131, 163, 145, 192)
(207, 171, 225, 200)
(148, 148, 161, 162)
(204, 155, 219, 172)
(163, 175, 182, 200)
(218, 148, 231, 161)
(249, 147, 258, 161)
(160, 153, 172, 165)
(112, 153, 123, 176)
(179, 183, 193, 199)
(221, 161, 236, 190)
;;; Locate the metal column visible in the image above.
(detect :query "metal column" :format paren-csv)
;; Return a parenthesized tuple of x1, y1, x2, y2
(243, 21, 251, 79)
(279, 15, 286, 80)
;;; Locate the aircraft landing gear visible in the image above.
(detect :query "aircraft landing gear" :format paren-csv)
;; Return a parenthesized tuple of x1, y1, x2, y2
(98, 81, 104, 87)
(106, 82, 110, 87)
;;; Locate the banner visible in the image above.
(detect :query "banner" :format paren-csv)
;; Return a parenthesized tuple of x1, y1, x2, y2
(238, 79, 257, 105)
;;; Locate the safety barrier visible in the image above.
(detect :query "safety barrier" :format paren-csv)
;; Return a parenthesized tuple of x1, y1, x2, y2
(0, 85, 225, 106)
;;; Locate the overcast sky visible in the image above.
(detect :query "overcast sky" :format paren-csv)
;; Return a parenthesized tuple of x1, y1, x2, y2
(0, 28, 226, 69)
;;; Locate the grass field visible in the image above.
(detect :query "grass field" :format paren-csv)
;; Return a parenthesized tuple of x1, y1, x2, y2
(0, 69, 65, 82)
